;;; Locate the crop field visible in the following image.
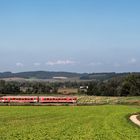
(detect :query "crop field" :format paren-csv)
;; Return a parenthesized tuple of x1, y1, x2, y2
(58, 88, 78, 95)
(77, 96, 140, 105)
(0, 106, 140, 140)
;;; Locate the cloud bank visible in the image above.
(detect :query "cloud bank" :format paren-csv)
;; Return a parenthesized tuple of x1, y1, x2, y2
(46, 60, 76, 66)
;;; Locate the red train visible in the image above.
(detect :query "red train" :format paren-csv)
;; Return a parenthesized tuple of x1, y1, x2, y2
(0, 96, 77, 103)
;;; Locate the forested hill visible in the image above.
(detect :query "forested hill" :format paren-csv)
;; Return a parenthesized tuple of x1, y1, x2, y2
(0, 71, 139, 80)
(0, 71, 81, 79)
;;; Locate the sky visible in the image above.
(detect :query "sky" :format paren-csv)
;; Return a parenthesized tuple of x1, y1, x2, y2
(0, 0, 140, 73)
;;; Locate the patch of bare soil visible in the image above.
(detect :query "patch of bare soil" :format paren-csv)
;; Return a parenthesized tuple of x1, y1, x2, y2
(130, 115, 140, 126)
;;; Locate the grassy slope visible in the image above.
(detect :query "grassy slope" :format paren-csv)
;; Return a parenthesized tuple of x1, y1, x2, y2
(0, 106, 140, 140)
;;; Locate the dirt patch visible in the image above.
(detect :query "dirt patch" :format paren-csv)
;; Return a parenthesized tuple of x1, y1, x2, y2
(130, 114, 140, 127)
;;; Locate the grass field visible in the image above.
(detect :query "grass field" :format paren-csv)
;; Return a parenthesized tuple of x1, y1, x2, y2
(0, 106, 140, 140)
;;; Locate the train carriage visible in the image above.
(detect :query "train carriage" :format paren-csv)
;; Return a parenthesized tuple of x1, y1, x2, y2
(0, 96, 77, 104)
(39, 96, 77, 103)
(0, 96, 38, 103)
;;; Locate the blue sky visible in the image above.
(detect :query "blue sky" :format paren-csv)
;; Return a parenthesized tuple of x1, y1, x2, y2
(0, 0, 140, 73)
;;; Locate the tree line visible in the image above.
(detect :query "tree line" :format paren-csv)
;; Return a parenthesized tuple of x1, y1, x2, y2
(0, 74, 140, 96)
(87, 74, 140, 96)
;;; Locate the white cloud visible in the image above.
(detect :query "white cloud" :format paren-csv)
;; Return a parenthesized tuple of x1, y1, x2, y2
(89, 62, 103, 66)
(16, 62, 24, 67)
(46, 60, 76, 66)
(33, 62, 41, 66)
(128, 58, 137, 64)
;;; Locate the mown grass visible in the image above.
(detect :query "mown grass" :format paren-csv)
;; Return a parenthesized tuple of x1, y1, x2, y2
(0, 105, 140, 140)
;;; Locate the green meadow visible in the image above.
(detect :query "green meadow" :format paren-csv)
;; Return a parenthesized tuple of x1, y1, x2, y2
(0, 105, 140, 140)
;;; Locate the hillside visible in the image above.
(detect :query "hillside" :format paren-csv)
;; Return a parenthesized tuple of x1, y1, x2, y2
(0, 71, 81, 80)
(0, 71, 139, 81)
